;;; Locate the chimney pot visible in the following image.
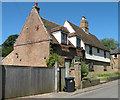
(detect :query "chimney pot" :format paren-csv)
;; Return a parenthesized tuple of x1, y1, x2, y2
(35, 2, 38, 6)
(32, 2, 40, 13)
(82, 16, 86, 20)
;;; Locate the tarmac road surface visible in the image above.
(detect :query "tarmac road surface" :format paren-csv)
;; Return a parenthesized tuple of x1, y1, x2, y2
(71, 80, 119, 98)
(11, 80, 119, 99)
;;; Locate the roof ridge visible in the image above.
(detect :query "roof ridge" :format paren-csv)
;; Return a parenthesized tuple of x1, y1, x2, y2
(41, 17, 62, 26)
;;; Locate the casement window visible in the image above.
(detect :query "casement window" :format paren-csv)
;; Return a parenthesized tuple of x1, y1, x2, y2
(97, 49, 100, 53)
(104, 51, 106, 58)
(61, 33, 67, 44)
(89, 46, 92, 55)
(76, 38, 81, 47)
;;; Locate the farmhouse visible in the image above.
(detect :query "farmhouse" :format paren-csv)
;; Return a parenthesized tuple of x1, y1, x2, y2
(110, 47, 120, 73)
(2, 2, 110, 72)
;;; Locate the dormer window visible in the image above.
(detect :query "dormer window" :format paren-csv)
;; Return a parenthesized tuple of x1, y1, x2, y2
(61, 32, 67, 44)
(76, 38, 81, 47)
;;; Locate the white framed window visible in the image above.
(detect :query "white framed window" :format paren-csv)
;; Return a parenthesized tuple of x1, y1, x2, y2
(97, 49, 100, 53)
(76, 38, 81, 47)
(61, 32, 67, 44)
(89, 46, 92, 55)
(104, 51, 106, 58)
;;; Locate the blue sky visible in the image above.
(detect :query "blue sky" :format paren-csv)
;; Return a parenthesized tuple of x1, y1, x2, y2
(2, 2, 118, 44)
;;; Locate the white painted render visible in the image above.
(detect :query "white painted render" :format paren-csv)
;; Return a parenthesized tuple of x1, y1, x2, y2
(81, 40, 85, 50)
(68, 36, 76, 47)
(85, 45, 110, 63)
(52, 31, 61, 43)
(63, 20, 75, 33)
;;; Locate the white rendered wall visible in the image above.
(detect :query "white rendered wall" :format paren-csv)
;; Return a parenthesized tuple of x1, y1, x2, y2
(81, 40, 85, 50)
(63, 20, 75, 33)
(52, 31, 61, 43)
(85, 45, 110, 63)
(68, 36, 77, 47)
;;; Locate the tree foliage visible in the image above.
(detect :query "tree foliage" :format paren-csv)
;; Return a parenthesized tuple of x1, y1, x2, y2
(100, 38, 118, 50)
(2, 34, 19, 57)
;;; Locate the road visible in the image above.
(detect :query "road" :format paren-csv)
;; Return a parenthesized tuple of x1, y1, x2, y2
(71, 80, 119, 98)
(13, 80, 119, 99)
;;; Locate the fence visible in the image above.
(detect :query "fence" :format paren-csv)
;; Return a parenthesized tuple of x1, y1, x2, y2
(57, 67, 65, 91)
(0, 65, 65, 99)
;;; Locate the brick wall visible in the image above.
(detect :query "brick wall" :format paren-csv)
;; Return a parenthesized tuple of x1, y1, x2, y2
(2, 41, 50, 67)
(2, 7, 50, 67)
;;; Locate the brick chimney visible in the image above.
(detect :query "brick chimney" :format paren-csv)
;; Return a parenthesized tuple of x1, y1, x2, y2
(32, 2, 40, 13)
(80, 16, 89, 33)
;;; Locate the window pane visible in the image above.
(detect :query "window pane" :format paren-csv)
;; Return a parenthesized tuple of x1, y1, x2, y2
(61, 33, 67, 44)
(77, 38, 80, 47)
(89, 46, 92, 55)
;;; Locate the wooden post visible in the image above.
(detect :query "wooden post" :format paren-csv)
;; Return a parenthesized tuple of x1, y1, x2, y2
(55, 62, 58, 92)
(59, 67, 61, 92)
(65, 62, 69, 77)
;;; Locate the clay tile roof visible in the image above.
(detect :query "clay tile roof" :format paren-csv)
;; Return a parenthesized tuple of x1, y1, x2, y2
(110, 47, 120, 54)
(41, 18, 75, 48)
(68, 32, 79, 37)
(51, 26, 69, 33)
(67, 20, 109, 51)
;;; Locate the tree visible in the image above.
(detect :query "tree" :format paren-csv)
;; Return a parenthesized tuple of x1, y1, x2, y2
(2, 34, 19, 57)
(100, 38, 118, 50)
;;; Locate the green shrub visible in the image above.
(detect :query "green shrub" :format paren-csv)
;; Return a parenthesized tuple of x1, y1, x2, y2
(71, 59, 74, 67)
(81, 61, 89, 79)
(46, 53, 62, 67)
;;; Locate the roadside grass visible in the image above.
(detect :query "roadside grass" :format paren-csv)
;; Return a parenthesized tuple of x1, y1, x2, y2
(89, 72, 120, 80)
(100, 78, 105, 81)
(97, 73, 120, 77)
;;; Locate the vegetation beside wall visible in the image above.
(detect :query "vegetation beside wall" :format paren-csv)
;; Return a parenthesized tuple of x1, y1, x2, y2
(81, 61, 89, 79)
(46, 42, 62, 67)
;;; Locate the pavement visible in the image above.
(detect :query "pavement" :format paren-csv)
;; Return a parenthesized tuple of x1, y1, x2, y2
(13, 80, 119, 99)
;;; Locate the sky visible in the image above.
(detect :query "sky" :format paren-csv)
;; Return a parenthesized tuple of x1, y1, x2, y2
(2, 2, 118, 44)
